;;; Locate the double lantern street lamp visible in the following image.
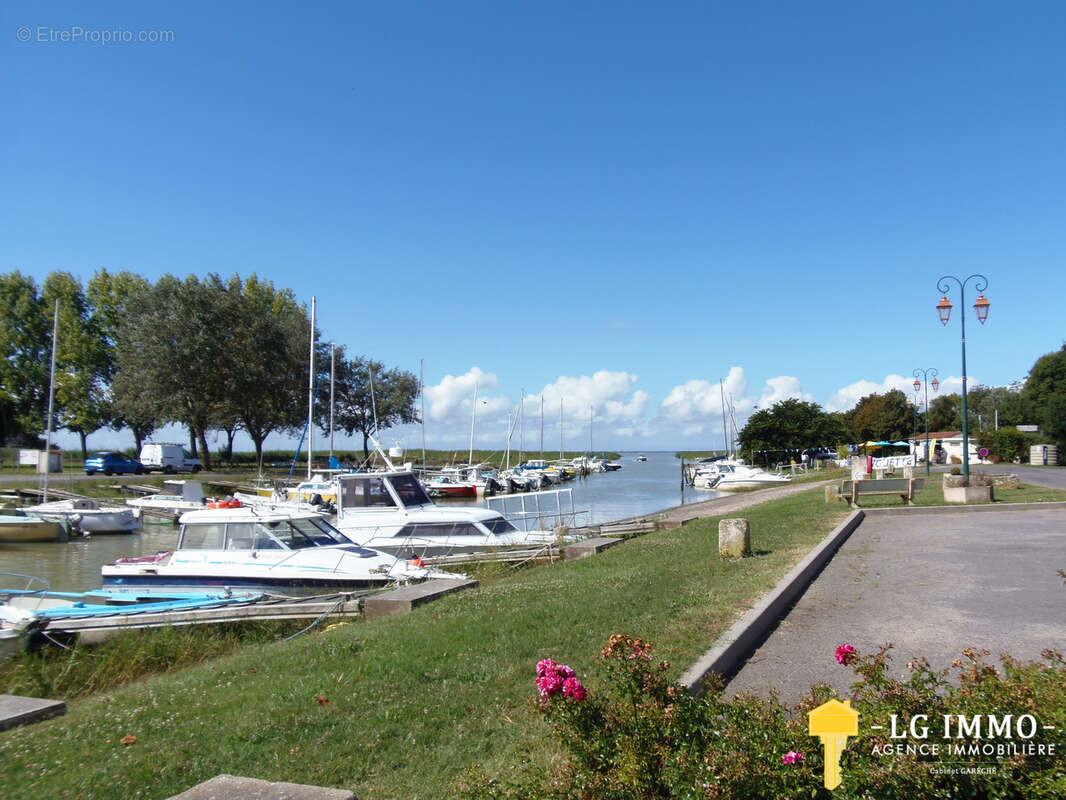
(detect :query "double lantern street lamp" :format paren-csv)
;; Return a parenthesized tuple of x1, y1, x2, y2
(935, 275, 991, 479)
(912, 369, 939, 476)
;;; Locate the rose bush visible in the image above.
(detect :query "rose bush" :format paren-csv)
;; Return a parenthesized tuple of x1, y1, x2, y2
(462, 637, 1066, 799)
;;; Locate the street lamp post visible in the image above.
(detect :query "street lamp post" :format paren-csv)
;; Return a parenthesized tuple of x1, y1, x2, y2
(936, 275, 990, 480)
(912, 368, 939, 476)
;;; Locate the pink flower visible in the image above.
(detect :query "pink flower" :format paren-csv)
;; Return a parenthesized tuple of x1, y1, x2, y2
(835, 643, 857, 666)
(535, 659, 584, 700)
(781, 750, 804, 765)
(562, 676, 587, 702)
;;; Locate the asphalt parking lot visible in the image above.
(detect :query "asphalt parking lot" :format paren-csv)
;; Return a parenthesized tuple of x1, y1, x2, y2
(725, 504, 1066, 700)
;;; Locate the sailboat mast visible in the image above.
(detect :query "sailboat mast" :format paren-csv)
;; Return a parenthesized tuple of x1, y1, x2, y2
(540, 396, 544, 459)
(720, 378, 728, 459)
(559, 398, 563, 459)
(307, 296, 316, 480)
(468, 380, 479, 465)
(420, 359, 426, 471)
(42, 300, 59, 504)
(519, 390, 525, 463)
(328, 342, 335, 463)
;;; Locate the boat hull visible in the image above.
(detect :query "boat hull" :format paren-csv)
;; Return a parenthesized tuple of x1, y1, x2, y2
(101, 573, 393, 595)
(0, 520, 65, 542)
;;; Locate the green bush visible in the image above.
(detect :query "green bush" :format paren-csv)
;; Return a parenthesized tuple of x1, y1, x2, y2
(462, 636, 1066, 799)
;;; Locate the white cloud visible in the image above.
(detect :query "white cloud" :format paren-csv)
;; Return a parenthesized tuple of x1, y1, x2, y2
(423, 367, 507, 422)
(759, 376, 812, 408)
(824, 374, 972, 412)
(526, 371, 649, 424)
(659, 366, 750, 422)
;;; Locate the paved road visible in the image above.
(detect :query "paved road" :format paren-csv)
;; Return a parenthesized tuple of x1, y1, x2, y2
(725, 505, 1066, 701)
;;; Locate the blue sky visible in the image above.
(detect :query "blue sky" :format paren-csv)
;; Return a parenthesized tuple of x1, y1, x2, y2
(3, 2, 1064, 453)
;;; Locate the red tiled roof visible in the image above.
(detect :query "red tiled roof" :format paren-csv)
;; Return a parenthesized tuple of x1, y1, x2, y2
(910, 431, 962, 439)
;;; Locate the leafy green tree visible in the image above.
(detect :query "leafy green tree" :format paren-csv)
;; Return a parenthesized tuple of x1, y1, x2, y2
(114, 274, 235, 469)
(850, 390, 910, 442)
(1023, 345, 1066, 436)
(927, 394, 961, 432)
(1040, 394, 1066, 449)
(42, 272, 115, 459)
(217, 275, 314, 466)
(331, 354, 420, 460)
(87, 269, 157, 450)
(0, 271, 50, 443)
(976, 427, 1031, 463)
(737, 399, 845, 467)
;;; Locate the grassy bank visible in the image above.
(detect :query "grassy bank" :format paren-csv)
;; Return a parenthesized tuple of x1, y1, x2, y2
(1, 487, 847, 799)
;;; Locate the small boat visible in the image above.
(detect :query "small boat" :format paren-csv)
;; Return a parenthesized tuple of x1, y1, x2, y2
(689, 459, 791, 490)
(328, 470, 566, 558)
(636, 454, 648, 462)
(26, 498, 141, 534)
(102, 502, 458, 595)
(126, 480, 207, 514)
(0, 506, 67, 543)
(423, 467, 478, 498)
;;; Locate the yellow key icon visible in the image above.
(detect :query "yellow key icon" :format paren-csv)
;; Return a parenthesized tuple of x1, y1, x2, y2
(808, 699, 859, 790)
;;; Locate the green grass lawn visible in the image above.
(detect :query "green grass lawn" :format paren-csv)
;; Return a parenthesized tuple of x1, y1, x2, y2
(1, 487, 850, 800)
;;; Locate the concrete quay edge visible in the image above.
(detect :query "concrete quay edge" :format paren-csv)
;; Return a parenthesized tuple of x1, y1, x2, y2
(679, 510, 865, 697)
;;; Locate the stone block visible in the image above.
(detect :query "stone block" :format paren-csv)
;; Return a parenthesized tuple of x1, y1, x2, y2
(362, 578, 478, 622)
(167, 774, 355, 799)
(824, 485, 837, 503)
(564, 537, 621, 560)
(719, 518, 751, 559)
(943, 485, 994, 504)
(0, 694, 66, 731)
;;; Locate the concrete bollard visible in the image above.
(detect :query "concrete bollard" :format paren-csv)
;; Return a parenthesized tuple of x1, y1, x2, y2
(824, 485, 837, 503)
(719, 518, 751, 559)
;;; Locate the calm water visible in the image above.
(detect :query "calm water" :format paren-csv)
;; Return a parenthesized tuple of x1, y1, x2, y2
(0, 452, 714, 592)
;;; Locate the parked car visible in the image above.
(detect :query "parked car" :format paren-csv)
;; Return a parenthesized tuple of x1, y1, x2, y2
(84, 452, 145, 476)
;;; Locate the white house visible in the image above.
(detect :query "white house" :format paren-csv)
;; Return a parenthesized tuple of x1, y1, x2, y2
(909, 430, 991, 466)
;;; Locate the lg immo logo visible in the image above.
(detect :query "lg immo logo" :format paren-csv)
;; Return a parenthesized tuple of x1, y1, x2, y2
(808, 699, 859, 789)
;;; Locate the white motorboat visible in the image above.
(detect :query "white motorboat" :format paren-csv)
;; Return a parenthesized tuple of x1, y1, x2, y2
(689, 459, 792, 490)
(125, 480, 207, 514)
(102, 503, 458, 595)
(26, 498, 141, 534)
(323, 470, 563, 558)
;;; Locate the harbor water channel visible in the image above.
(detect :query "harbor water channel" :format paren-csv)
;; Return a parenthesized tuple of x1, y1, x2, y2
(2, 452, 716, 592)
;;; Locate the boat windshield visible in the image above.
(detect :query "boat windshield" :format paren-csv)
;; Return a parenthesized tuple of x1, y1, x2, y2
(483, 516, 519, 534)
(338, 476, 397, 509)
(180, 517, 350, 551)
(388, 474, 432, 507)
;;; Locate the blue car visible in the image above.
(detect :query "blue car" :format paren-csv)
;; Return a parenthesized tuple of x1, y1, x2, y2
(84, 451, 145, 476)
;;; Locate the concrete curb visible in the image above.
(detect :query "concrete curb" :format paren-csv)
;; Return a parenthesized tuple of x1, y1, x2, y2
(679, 509, 865, 697)
(862, 500, 1066, 517)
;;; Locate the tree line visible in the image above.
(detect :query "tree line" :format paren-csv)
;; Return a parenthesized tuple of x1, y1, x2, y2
(0, 270, 418, 468)
(738, 345, 1066, 466)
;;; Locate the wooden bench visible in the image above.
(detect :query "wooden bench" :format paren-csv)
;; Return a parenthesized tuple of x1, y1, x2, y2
(839, 478, 924, 509)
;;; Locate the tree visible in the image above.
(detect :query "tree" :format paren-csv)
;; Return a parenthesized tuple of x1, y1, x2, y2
(1023, 345, 1066, 432)
(332, 354, 420, 460)
(737, 399, 845, 467)
(218, 275, 313, 466)
(88, 269, 157, 450)
(1040, 394, 1066, 449)
(42, 272, 115, 459)
(850, 390, 911, 442)
(927, 394, 961, 432)
(114, 274, 234, 469)
(0, 271, 50, 443)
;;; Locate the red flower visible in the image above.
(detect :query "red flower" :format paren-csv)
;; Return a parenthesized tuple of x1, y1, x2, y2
(835, 643, 857, 666)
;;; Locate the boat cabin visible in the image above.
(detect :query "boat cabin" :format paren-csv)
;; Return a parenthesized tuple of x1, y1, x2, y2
(178, 510, 376, 555)
(335, 472, 433, 511)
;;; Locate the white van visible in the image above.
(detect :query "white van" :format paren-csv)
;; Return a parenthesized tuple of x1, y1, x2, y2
(138, 443, 204, 474)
